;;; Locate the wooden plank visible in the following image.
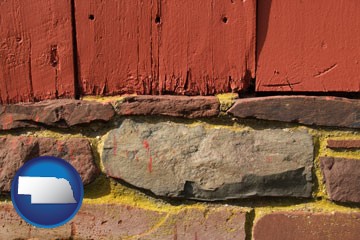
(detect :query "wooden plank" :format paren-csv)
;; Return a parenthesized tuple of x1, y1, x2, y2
(257, 0, 360, 92)
(75, 0, 256, 96)
(75, 0, 155, 95)
(0, 0, 75, 103)
(158, 0, 256, 95)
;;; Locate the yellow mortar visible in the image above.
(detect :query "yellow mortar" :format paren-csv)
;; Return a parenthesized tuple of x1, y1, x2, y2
(83, 175, 251, 215)
(84, 175, 202, 213)
(87, 123, 360, 216)
(307, 128, 360, 199)
(1, 98, 360, 218)
(81, 95, 128, 103)
(216, 93, 239, 112)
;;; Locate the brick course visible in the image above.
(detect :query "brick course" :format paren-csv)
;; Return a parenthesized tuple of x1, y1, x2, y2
(253, 212, 360, 240)
(0, 136, 98, 192)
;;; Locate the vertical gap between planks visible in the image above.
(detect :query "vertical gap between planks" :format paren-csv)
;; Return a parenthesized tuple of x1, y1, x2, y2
(70, 0, 81, 99)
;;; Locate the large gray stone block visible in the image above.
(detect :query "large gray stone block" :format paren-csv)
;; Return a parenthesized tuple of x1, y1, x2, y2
(102, 119, 313, 200)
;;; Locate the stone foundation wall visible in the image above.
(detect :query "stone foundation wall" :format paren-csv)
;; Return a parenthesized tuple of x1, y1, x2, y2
(0, 94, 359, 239)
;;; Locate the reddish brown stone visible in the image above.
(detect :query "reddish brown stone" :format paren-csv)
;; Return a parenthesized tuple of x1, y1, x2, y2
(71, 204, 167, 239)
(114, 95, 220, 118)
(0, 99, 115, 130)
(228, 96, 360, 129)
(142, 207, 246, 240)
(327, 140, 360, 149)
(253, 212, 360, 240)
(0, 203, 246, 239)
(0, 203, 71, 239)
(320, 157, 360, 203)
(0, 136, 98, 192)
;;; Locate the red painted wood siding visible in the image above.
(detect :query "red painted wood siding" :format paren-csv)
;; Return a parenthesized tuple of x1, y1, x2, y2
(257, 0, 360, 92)
(74, 0, 155, 95)
(0, 0, 75, 104)
(75, 0, 256, 96)
(1, 0, 359, 104)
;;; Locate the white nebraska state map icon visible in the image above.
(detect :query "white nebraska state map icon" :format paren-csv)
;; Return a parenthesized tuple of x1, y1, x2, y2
(17, 176, 77, 204)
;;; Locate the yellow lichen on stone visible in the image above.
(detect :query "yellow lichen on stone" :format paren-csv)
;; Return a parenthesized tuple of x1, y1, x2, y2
(81, 95, 129, 103)
(216, 93, 239, 112)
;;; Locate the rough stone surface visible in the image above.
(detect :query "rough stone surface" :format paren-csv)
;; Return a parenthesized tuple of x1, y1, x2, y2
(320, 157, 360, 203)
(138, 207, 246, 240)
(0, 99, 115, 130)
(102, 119, 313, 200)
(0, 136, 98, 192)
(253, 212, 360, 240)
(0, 203, 246, 240)
(71, 204, 167, 239)
(327, 139, 360, 149)
(113, 95, 220, 118)
(228, 96, 360, 129)
(0, 203, 71, 239)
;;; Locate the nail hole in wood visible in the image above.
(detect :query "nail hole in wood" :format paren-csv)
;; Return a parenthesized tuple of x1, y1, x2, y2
(89, 14, 95, 20)
(155, 15, 161, 24)
(222, 17, 228, 23)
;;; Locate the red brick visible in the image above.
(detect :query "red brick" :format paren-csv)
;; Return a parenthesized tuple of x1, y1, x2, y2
(257, 0, 360, 92)
(228, 96, 360, 129)
(145, 207, 246, 240)
(327, 140, 360, 149)
(71, 204, 167, 239)
(0, 203, 71, 239)
(0, 136, 98, 192)
(113, 95, 220, 118)
(320, 157, 360, 203)
(0, 203, 246, 239)
(253, 212, 360, 240)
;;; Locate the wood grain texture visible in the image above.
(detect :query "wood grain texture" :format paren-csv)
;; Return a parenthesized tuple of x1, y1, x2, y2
(75, 0, 155, 96)
(257, 0, 360, 92)
(75, 0, 256, 96)
(0, 0, 75, 103)
(158, 0, 256, 95)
